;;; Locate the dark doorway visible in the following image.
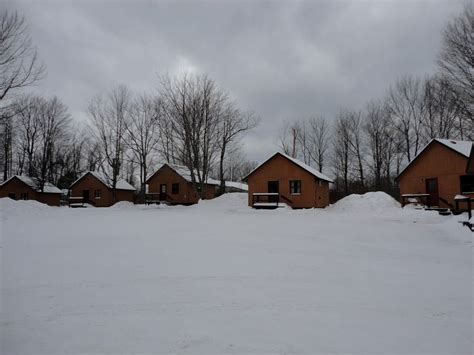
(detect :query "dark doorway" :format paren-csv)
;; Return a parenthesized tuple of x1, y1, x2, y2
(267, 180, 279, 203)
(425, 178, 439, 207)
(8, 193, 15, 200)
(82, 190, 90, 203)
(160, 184, 167, 200)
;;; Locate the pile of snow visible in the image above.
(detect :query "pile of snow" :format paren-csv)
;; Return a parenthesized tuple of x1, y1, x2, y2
(330, 191, 401, 213)
(197, 192, 248, 210)
(110, 201, 135, 209)
(0, 197, 50, 219)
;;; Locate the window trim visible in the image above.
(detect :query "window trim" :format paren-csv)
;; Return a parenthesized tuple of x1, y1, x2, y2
(94, 189, 102, 199)
(172, 183, 180, 194)
(460, 175, 474, 194)
(289, 180, 302, 195)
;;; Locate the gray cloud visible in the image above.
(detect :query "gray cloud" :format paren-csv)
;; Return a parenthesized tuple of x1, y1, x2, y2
(4, 0, 464, 161)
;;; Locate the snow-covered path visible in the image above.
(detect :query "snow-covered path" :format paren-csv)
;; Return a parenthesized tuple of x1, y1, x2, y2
(1, 194, 472, 354)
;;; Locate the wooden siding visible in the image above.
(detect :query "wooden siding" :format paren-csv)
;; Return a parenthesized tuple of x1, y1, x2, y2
(0, 176, 60, 206)
(70, 173, 134, 207)
(398, 141, 473, 207)
(147, 165, 217, 204)
(246, 154, 330, 208)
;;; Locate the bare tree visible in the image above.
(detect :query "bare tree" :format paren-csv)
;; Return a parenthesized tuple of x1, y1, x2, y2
(160, 74, 224, 199)
(422, 75, 459, 139)
(217, 103, 258, 194)
(333, 111, 352, 194)
(89, 85, 130, 202)
(125, 94, 162, 202)
(14, 95, 41, 175)
(34, 96, 71, 191)
(437, 2, 473, 137)
(277, 119, 299, 157)
(347, 110, 365, 187)
(387, 75, 425, 162)
(307, 116, 330, 173)
(0, 111, 14, 180)
(365, 100, 395, 189)
(0, 11, 45, 113)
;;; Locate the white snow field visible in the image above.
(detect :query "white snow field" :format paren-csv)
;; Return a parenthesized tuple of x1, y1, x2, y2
(1, 193, 472, 354)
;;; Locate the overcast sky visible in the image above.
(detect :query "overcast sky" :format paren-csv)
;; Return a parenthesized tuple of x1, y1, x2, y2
(4, 0, 464, 161)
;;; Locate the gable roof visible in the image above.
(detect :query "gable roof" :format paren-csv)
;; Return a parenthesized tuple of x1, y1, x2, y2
(70, 171, 136, 191)
(242, 152, 334, 183)
(398, 138, 473, 179)
(146, 163, 221, 186)
(1, 175, 62, 194)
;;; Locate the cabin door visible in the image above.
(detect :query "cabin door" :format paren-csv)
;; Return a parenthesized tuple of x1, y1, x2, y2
(160, 184, 167, 200)
(267, 180, 279, 203)
(425, 178, 439, 207)
(82, 190, 90, 203)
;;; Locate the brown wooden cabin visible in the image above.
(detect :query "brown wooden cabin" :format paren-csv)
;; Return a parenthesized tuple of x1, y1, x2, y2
(397, 139, 474, 208)
(243, 152, 334, 209)
(0, 175, 62, 206)
(69, 171, 135, 207)
(146, 163, 219, 205)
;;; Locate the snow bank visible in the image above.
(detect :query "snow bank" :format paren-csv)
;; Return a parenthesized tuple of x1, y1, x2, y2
(110, 201, 135, 209)
(197, 192, 248, 211)
(330, 191, 401, 213)
(0, 197, 50, 219)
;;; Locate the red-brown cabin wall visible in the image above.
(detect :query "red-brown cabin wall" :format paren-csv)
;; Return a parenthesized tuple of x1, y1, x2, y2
(246, 154, 330, 208)
(147, 165, 216, 205)
(398, 142, 473, 207)
(0, 177, 60, 206)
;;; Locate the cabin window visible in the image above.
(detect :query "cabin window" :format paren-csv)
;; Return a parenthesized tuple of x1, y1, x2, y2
(289, 180, 301, 194)
(460, 175, 474, 194)
(20, 192, 28, 200)
(172, 183, 179, 194)
(94, 189, 102, 199)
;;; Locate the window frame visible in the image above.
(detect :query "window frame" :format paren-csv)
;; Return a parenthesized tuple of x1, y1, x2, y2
(460, 175, 474, 194)
(289, 180, 302, 195)
(20, 192, 28, 200)
(94, 189, 102, 199)
(172, 183, 180, 194)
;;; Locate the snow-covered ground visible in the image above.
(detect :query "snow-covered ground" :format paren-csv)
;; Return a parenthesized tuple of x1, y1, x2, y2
(1, 193, 472, 354)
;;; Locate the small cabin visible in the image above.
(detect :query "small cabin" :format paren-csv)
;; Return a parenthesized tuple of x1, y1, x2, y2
(0, 175, 62, 206)
(243, 152, 334, 209)
(146, 163, 219, 205)
(69, 171, 135, 207)
(397, 139, 474, 208)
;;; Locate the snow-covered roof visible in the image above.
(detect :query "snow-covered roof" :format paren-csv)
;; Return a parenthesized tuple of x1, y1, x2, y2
(435, 139, 472, 157)
(243, 152, 334, 183)
(225, 181, 248, 191)
(398, 139, 473, 178)
(148, 163, 221, 186)
(71, 171, 136, 191)
(1, 175, 62, 194)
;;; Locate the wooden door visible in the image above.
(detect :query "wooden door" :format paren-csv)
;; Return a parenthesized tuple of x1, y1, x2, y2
(160, 184, 167, 200)
(82, 190, 90, 203)
(267, 180, 279, 203)
(425, 178, 439, 207)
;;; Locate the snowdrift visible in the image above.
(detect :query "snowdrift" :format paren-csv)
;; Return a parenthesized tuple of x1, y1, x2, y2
(329, 191, 401, 213)
(0, 197, 51, 219)
(197, 192, 248, 210)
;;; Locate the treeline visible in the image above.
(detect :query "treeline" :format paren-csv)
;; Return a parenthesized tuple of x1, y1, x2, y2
(278, 4, 473, 195)
(1, 77, 259, 200)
